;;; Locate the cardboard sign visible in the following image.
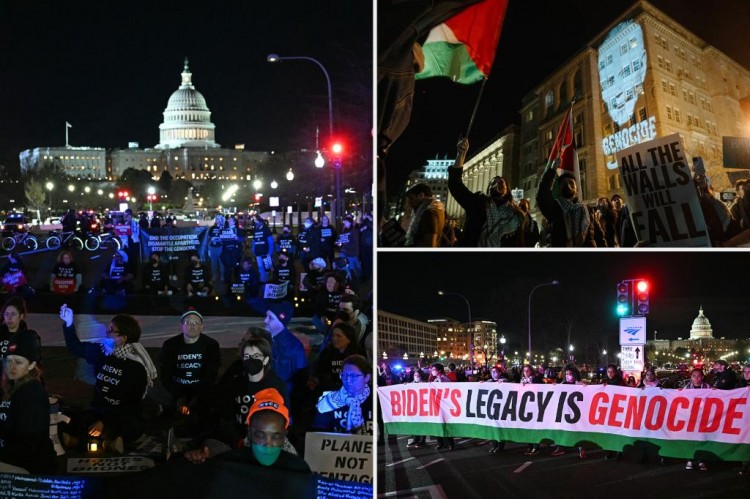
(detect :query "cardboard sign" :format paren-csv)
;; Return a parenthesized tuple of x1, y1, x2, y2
(53, 277, 76, 295)
(66, 456, 155, 474)
(616, 134, 710, 247)
(304, 432, 372, 484)
(2, 270, 27, 290)
(263, 282, 288, 300)
(620, 345, 645, 373)
(379, 218, 406, 247)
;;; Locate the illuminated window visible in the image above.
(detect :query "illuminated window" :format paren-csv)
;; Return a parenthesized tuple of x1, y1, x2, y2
(629, 37, 637, 49)
(545, 91, 554, 109)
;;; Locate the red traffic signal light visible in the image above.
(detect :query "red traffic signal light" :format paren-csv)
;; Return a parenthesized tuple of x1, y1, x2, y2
(331, 142, 343, 155)
(636, 280, 648, 293)
(636, 279, 649, 315)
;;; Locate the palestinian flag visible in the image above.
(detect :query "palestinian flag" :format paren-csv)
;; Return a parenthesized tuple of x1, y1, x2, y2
(416, 0, 508, 84)
(545, 105, 581, 198)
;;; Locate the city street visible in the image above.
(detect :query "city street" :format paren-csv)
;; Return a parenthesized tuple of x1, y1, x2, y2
(378, 434, 750, 498)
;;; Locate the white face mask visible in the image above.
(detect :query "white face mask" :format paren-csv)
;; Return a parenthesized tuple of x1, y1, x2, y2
(565, 374, 575, 382)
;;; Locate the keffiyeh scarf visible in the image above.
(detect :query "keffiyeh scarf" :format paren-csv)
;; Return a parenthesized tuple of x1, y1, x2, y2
(479, 202, 521, 247)
(110, 342, 158, 389)
(557, 197, 590, 246)
(316, 384, 371, 432)
(405, 198, 444, 246)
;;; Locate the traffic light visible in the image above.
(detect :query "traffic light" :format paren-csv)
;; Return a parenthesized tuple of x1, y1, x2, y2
(636, 280, 649, 315)
(331, 141, 343, 169)
(616, 280, 630, 316)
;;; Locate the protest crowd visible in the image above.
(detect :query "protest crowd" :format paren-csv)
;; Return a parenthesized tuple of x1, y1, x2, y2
(378, 359, 750, 475)
(0, 210, 375, 490)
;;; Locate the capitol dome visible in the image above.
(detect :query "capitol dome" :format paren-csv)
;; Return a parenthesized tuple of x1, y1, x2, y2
(156, 58, 219, 149)
(689, 306, 714, 339)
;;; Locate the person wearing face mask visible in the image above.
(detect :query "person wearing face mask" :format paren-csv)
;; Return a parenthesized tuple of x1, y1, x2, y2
(154, 309, 220, 430)
(447, 137, 526, 247)
(205, 337, 289, 451)
(484, 366, 507, 454)
(276, 224, 297, 260)
(58, 304, 157, 453)
(185, 252, 213, 297)
(318, 215, 338, 266)
(142, 251, 171, 295)
(0, 333, 56, 474)
(406, 369, 427, 449)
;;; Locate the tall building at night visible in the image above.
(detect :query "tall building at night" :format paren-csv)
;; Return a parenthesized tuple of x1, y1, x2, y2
(20, 59, 268, 183)
(377, 311, 438, 362)
(514, 0, 750, 213)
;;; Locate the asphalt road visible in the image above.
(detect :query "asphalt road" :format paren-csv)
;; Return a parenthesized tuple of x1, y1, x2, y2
(378, 435, 750, 498)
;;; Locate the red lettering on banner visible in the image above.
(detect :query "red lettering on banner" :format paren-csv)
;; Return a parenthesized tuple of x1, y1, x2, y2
(723, 397, 746, 435)
(589, 392, 608, 425)
(645, 396, 667, 430)
(666, 397, 689, 432)
(391, 392, 402, 416)
(624, 395, 647, 430)
(432, 388, 444, 417)
(449, 389, 461, 417)
(687, 398, 702, 432)
(419, 389, 429, 416)
(607, 394, 627, 427)
(699, 398, 722, 433)
(406, 390, 418, 416)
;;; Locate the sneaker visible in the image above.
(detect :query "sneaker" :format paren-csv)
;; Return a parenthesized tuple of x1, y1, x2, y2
(698, 462, 708, 471)
(435, 444, 445, 450)
(489, 442, 502, 454)
(525, 447, 540, 456)
(686, 461, 694, 470)
(551, 447, 566, 456)
(579, 448, 587, 459)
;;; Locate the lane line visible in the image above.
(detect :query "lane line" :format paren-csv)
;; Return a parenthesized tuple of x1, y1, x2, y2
(456, 438, 473, 444)
(416, 458, 445, 470)
(513, 461, 533, 473)
(386, 457, 415, 467)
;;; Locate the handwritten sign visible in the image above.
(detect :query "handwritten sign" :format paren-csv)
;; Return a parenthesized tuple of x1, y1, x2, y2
(616, 134, 710, 247)
(263, 283, 288, 300)
(304, 432, 372, 484)
(66, 456, 155, 474)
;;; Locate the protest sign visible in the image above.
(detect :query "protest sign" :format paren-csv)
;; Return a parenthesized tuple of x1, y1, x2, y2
(52, 277, 76, 295)
(304, 432, 373, 483)
(616, 134, 710, 247)
(263, 282, 288, 299)
(138, 227, 208, 262)
(67, 456, 155, 474)
(378, 383, 750, 460)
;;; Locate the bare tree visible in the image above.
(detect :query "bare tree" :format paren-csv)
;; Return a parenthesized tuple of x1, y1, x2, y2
(24, 177, 46, 211)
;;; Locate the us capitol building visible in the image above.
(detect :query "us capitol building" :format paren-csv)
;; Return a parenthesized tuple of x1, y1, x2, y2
(19, 59, 267, 182)
(649, 306, 741, 361)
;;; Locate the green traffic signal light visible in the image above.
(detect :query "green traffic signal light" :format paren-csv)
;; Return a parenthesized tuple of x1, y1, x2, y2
(616, 304, 629, 316)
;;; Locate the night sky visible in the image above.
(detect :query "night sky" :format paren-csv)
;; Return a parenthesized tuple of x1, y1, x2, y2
(384, 0, 750, 198)
(377, 251, 749, 355)
(0, 0, 372, 173)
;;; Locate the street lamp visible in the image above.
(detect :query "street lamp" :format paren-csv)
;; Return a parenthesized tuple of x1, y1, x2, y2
(528, 280, 560, 366)
(315, 151, 325, 168)
(267, 53, 341, 223)
(499, 335, 507, 367)
(438, 290, 473, 372)
(45, 182, 54, 212)
(286, 169, 295, 182)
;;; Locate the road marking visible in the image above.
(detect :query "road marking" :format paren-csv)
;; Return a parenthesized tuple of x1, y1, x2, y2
(381, 484, 448, 498)
(457, 438, 473, 444)
(397, 435, 410, 440)
(513, 461, 533, 473)
(416, 458, 445, 470)
(386, 457, 415, 467)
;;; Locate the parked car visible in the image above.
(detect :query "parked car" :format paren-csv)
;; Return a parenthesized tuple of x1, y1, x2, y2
(1, 213, 29, 236)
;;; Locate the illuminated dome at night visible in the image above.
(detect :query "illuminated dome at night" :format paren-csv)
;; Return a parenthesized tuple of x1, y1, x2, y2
(689, 306, 714, 339)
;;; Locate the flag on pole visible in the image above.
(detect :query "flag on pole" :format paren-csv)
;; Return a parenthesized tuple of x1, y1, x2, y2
(545, 105, 581, 197)
(416, 0, 508, 84)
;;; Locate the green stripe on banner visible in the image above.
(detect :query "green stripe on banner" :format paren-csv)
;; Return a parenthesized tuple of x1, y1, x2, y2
(417, 42, 484, 84)
(384, 422, 750, 461)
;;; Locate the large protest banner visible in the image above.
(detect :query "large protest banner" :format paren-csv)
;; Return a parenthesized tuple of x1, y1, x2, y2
(138, 227, 208, 262)
(378, 383, 750, 461)
(616, 133, 710, 247)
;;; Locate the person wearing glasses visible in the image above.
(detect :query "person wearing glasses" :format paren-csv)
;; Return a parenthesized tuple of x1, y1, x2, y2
(58, 304, 157, 453)
(154, 309, 220, 431)
(313, 354, 372, 434)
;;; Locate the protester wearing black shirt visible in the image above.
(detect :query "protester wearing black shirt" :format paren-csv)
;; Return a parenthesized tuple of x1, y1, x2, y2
(207, 214, 225, 282)
(251, 215, 274, 283)
(60, 305, 156, 449)
(142, 251, 170, 295)
(318, 215, 338, 265)
(276, 225, 297, 259)
(296, 217, 321, 268)
(220, 216, 243, 285)
(50, 250, 83, 295)
(185, 253, 213, 297)
(0, 333, 55, 474)
(99, 250, 135, 295)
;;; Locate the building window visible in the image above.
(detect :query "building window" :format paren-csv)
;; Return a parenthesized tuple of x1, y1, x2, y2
(657, 56, 664, 68)
(632, 59, 641, 72)
(666, 106, 673, 120)
(629, 37, 637, 49)
(661, 80, 668, 93)
(674, 109, 681, 123)
(665, 60, 672, 72)
(638, 107, 647, 121)
(669, 83, 676, 96)
(620, 43, 628, 55)
(687, 114, 693, 126)
(545, 91, 554, 109)
(623, 65, 631, 77)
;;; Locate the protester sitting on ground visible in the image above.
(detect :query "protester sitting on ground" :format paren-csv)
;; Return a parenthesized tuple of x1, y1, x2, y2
(272, 252, 295, 298)
(142, 251, 171, 295)
(153, 309, 220, 433)
(185, 252, 213, 297)
(99, 250, 135, 296)
(49, 250, 83, 295)
(0, 333, 56, 474)
(301, 257, 327, 297)
(59, 304, 157, 453)
(313, 354, 372, 435)
(185, 388, 310, 472)
(297, 217, 322, 270)
(262, 301, 307, 406)
(311, 322, 364, 396)
(0, 297, 42, 373)
(235, 257, 261, 299)
(205, 335, 289, 452)
(312, 272, 344, 340)
(0, 253, 35, 296)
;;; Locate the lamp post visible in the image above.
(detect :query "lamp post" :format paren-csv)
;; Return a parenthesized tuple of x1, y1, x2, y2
(147, 186, 155, 211)
(499, 335, 507, 368)
(267, 53, 340, 223)
(438, 290, 473, 373)
(528, 280, 560, 366)
(45, 182, 54, 214)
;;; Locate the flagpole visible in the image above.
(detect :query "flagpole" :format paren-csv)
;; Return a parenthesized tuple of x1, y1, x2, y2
(65, 122, 69, 148)
(464, 77, 488, 138)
